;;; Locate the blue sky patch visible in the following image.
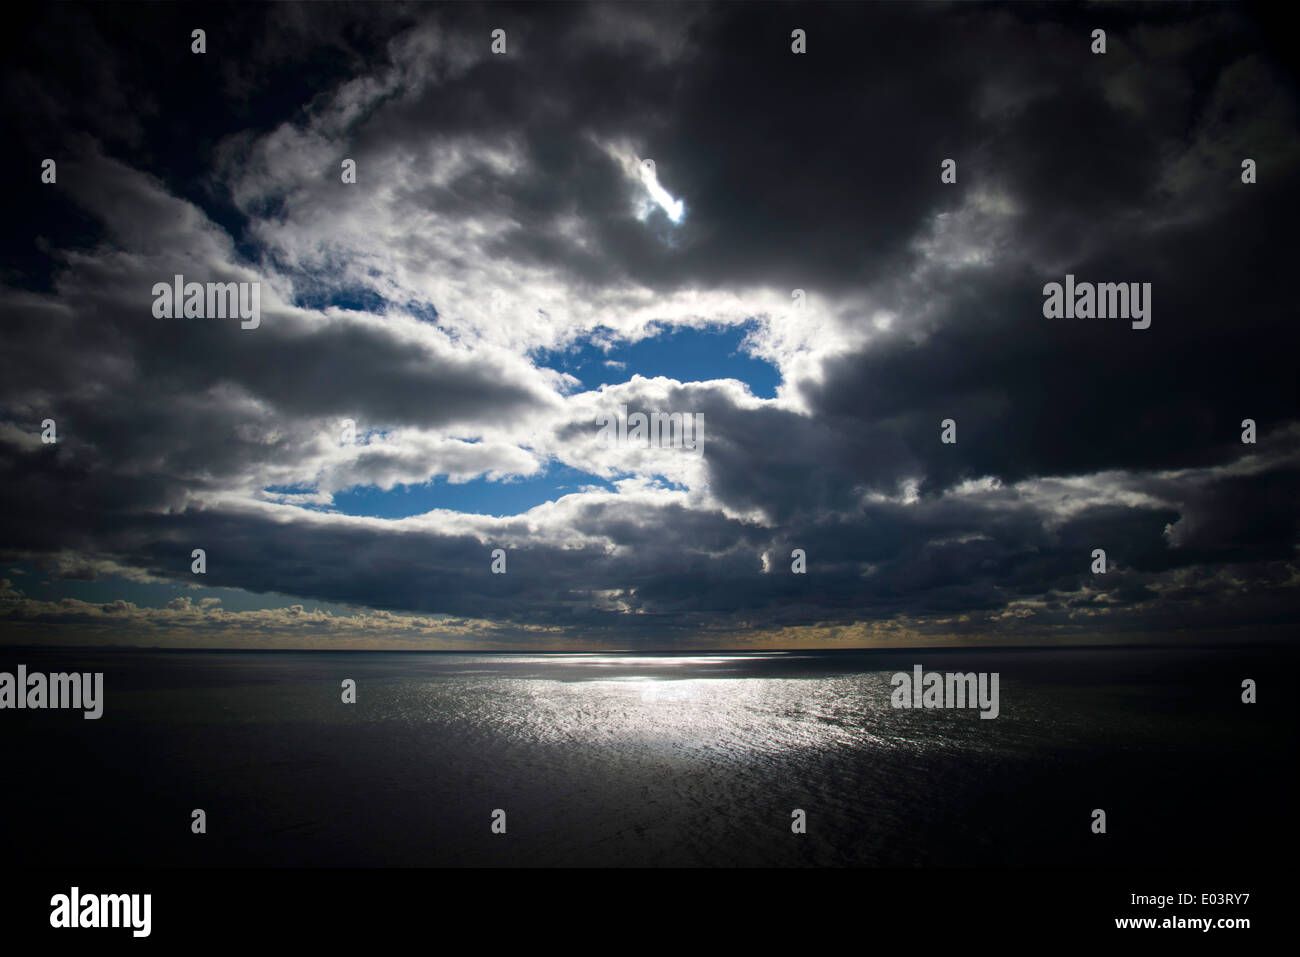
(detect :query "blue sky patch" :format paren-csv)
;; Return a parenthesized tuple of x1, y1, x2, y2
(330, 463, 615, 518)
(537, 321, 780, 398)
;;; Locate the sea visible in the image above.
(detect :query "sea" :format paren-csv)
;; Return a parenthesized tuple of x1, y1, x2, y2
(2, 644, 1292, 868)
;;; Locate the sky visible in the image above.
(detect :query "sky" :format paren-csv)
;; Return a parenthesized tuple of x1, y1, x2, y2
(0, 1, 1297, 650)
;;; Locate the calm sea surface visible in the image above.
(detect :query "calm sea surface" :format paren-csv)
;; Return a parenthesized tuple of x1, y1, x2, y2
(2, 645, 1292, 867)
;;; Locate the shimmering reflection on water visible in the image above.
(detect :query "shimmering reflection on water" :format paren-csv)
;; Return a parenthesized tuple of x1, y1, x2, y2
(5, 647, 1285, 867)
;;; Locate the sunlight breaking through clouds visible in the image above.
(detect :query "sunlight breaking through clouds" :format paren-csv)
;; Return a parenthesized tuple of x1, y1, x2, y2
(638, 160, 685, 224)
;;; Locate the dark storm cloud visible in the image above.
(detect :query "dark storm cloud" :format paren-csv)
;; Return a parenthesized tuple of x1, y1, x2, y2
(321, 2, 995, 295)
(804, 197, 1298, 494)
(5, 464, 1279, 643)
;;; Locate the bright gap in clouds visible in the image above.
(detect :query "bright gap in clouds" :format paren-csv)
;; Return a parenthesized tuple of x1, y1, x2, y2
(329, 464, 616, 519)
(282, 273, 440, 325)
(538, 322, 780, 398)
(639, 163, 685, 223)
(290, 283, 388, 314)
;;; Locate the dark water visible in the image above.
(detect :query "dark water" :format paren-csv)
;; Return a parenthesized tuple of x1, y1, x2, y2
(1, 645, 1293, 867)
